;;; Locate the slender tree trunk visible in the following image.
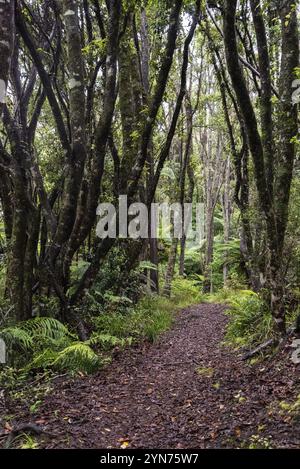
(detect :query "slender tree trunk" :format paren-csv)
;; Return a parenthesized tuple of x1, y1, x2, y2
(163, 239, 179, 298)
(52, 0, 87, 280)
(222, 155, 232, 285)
(62, 0, 121, 282)
(203, 210, 214, 294)
(23, 207, 40, 316)
(179, 96, 194, 276)
(0, 167, 13, 241)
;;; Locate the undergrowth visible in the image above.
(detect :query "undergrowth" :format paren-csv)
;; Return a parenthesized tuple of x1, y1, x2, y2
(210, 288, 299, 349)
(0, 278, 200, 382)
(92, 277, 203, 345)
(1, 276, 297, 383)
(224, 290, 273, 348)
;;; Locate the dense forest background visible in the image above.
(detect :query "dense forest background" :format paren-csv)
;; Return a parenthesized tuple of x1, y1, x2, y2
(0, 0, 300, 405)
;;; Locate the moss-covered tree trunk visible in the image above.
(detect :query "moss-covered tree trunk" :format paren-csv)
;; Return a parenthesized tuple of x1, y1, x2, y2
(223, 0, 299, 334)
(4, 120, 31, 321)
(269, 1, 299, 332)
(51, 0, 87, 282)
(0, 0, 14, 118)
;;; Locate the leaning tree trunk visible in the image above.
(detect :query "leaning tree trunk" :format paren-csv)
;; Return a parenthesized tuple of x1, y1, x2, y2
(206, 30, 259, 291)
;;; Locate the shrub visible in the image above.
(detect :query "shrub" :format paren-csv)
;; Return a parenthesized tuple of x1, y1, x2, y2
(183, 247, 203, 276)
(171, 277, 204, 306)
(139, 305, 173, 343)
(92, 296, 173, 344)
(225, 291, 273, 348)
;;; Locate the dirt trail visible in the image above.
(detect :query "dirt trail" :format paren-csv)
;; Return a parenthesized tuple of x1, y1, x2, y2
(7, 304, 300, 448)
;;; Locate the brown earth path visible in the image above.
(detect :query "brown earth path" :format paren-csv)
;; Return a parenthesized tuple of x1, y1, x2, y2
(6, 303, 300, 448)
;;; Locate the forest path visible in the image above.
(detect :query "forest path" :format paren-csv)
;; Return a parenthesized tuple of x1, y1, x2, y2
(12, 303, 300, 448)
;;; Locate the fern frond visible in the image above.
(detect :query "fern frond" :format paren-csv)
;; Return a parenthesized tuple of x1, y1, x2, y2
(137, 261, 158, 272)
(52, 343, 101, 374)
(26, 348, 58, 370)
(20, 317, 75, 341)
(89, 333, 131, 349)
(239, 290, 259, 297)
(0, 327, 33, 351)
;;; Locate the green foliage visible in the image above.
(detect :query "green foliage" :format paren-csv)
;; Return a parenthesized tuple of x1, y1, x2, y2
(92, 278, 196, 344)
(92, 297, 173, 344)
(18, 434, 39, 450)
(52, 343, 101, 374)
(183, 246, 203, 276)
(278, 394, 300, 419)
(160, 166, 176, 181)
(245, 435, 273, 450)
(70, 260, 90, 284)
(285, 176, 300, 292)
(136, 260, 158, 272)
(88, 333, 132, 350)
(224, 291, 274, 348)
(27, 348, 58, 371)
(0, 317, 101, 375)
(21, 317, 74, 341)
(91, 278, 204, 345)
(204, 287, 245, 304)
(139, 300, 172, 341)
(0, 317, 76, 365)
(171, 277, 204, 306)
(0, 278, 201, 377)
(81, 38, 107, 59)
(210, 239, 245, 291)
(0, 221, 5, 251)
(143, 310, 172, 342)
(0, 257, 7, 300)
(74, 245, 147, 316)
(0, 326, 33, 352)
